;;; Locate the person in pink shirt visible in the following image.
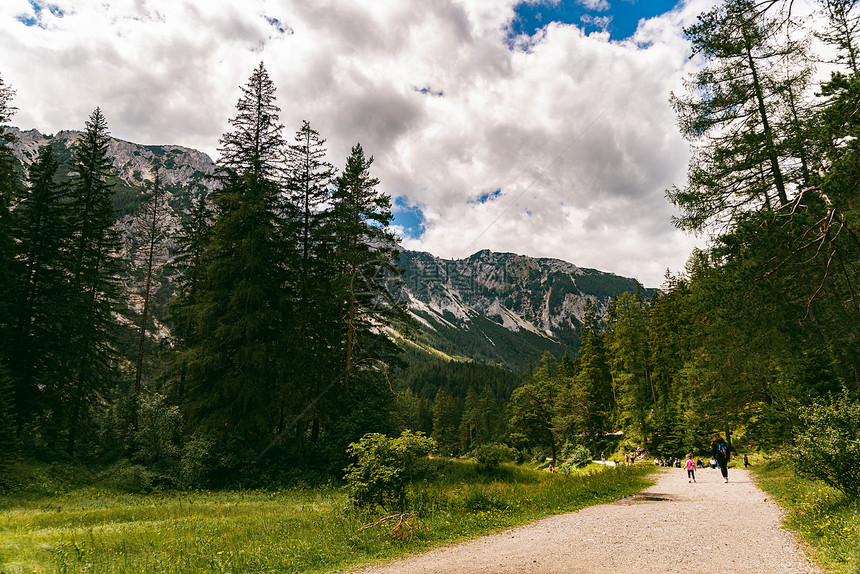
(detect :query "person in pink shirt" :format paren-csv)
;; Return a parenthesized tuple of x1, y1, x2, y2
(684, 453, 697, 483)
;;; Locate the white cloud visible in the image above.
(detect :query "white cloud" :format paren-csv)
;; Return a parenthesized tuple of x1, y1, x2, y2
(578, 0, 611, 11)
(0, 0, 734, 286)
(581, 14, 612, 31)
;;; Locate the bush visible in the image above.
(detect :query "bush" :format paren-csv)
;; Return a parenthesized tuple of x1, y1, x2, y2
(470, 443, 518, 468)
(565, 444, 593, 469)
(791, 392, 860, 499)
(344, 430, 436, 511)
(178, 432, 215, 489)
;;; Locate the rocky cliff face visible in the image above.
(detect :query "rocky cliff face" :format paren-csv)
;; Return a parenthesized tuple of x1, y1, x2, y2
(394, 249, 644, 368)
(9, 127, 217, 190)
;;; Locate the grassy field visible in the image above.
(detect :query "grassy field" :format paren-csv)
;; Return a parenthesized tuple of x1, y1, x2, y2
(0, 461, 654, 573)
(751, 457, 860, 574)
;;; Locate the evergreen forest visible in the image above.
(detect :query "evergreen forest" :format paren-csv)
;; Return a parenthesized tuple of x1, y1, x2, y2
(0, 0, 859, 494)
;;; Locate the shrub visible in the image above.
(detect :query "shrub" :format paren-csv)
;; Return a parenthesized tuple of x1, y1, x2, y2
(791, 392, 860, 499)
(344, 430, 436, 511)
(179, 432, 215, 489)
(566, 444, 593, 469)
(470, 443, 518, 468)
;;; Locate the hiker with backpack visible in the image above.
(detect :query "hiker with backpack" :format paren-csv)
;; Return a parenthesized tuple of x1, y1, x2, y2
(711, 433, 730, 483)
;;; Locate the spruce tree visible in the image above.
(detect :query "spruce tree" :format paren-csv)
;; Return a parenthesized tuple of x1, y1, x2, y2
(604, 291, 654, 440)
(11, 145, 71, 435)
(180, 63, 291, 449)
(61, 108, 124, 455)
(170, 182, 212, 348)
(329, 143, 405, 391)
(570, 300, 613, 455)
(284, 121, 337, 447)
(0, 74, 20, 417)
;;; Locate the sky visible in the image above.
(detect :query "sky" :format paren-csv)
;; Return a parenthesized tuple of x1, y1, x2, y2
(0, 0, 734, 288)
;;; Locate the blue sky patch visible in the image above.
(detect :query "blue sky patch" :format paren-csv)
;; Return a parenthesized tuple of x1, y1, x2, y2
(414, 86, 445, 97)
(469, 188, 502, 205)
(16, 0, 64, 28)
(265, 16, 293, 35)
(16, 14, 38, 27)
(392, 197, 426, 239)
(511, 0, 680, 42)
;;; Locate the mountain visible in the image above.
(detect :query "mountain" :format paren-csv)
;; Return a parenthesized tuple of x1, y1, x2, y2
(8, 127, 216, 215)
(393, 249, 645, 370)
(9, 127, 647, 370)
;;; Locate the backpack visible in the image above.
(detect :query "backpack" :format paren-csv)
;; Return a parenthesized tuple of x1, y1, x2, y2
(717, 441, 727, 456)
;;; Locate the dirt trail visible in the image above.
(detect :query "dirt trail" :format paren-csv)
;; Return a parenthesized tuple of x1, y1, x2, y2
(349, 466, 819, 573)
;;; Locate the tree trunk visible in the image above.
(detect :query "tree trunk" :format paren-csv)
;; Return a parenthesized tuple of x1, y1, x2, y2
(134, 174, 162, 426)
(744, 34, 788, 206)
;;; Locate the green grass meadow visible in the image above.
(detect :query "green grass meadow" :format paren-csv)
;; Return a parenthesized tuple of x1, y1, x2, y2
(752, 457, 860, 574)
(0, 462, 654, 573)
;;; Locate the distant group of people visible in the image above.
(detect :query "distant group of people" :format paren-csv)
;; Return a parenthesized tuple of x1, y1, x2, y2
(653, 456, 683, 468)
(653, 434, 750, 484)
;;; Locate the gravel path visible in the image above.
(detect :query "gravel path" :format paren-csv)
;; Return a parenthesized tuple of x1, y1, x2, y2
(349, 466, 820, 574)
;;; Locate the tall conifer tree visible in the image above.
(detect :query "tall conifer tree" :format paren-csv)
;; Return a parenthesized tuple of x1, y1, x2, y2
(11, 145, 71, 434)
(570, 301, 613, 455)
(818, 0, 860, 74)
(605, 291, 654, 440)
(668, 0, 812, 231)
(181, 63, 290, 448)
(0, 74, 19, 444)
(60, 108, 124, 455)
(330, 143, 404, 391)
(171, 183, 212, 349)
(129, 167, 171, 421)
(284, 121, 337, 445)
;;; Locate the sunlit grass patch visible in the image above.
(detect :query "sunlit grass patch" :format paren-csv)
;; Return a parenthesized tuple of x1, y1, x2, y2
(0, 462, 654, 573)
(752, 457, 859, 574)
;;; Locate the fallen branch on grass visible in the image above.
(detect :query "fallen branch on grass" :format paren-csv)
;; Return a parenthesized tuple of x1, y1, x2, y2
(360, 512, 426, 540)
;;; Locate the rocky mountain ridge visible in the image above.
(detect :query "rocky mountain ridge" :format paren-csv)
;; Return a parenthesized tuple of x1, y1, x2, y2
(395, 249, 644, 368)
(9, 127, 216, 191)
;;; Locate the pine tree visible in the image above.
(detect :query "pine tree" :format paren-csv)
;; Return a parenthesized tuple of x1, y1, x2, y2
(668, 0, 812, 232)
(11, 145, 71, 434)
(60, 108, 125, 455)
(329, 143, 405, 392)
(180, 63, 291, 448)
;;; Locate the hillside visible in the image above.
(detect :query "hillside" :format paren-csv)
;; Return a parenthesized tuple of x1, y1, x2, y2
(394, 249, 646, 369)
